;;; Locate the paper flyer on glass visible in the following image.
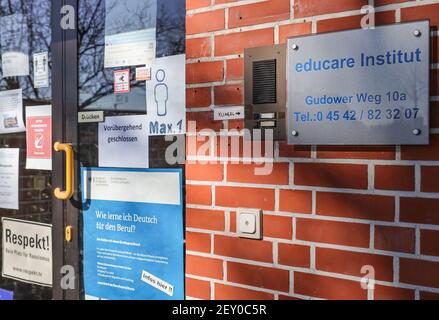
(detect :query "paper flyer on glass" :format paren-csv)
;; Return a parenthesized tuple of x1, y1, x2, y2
(81, 168, 184, 300)
(0, 89, 25, 134)
(25, 105, 52, 171)
(0, 148, 19, 210)
(0, 13, 29, 77)
(145, 54, 186, 136)
(104, 0, 157, 68)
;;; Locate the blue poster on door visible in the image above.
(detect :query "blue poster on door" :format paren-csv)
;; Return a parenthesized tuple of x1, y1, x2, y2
(81, 167, 184, 300)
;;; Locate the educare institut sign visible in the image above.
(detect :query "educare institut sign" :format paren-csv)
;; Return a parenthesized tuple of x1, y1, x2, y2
(287, 21, 430, 145)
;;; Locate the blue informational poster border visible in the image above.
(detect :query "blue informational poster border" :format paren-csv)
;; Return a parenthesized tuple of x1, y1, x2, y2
(81, 167, 184, 300)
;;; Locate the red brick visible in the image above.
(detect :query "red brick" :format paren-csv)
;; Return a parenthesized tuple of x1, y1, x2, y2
(214, 84, 243, 105)
(186, 208, 225, 231)
(227, 262, 289, 292)
(186, 277, 211, 300)
(214, 235, 273, 262)
(187, 61, 224, 84)
(278, 142, 311, 158)
(279, 189, 312, 214)
(214, 283, 274, 300)
(400, 197, 439, 225)
(421, 166, 439, 192)
(186, 255, 224, 280)
(187, 0, 211, 10)
(186, 163, 224, 181)
(216, 186, 275, 210)
(263, 215, 292, 240)
(401, 135, 439, 161)
(215, 28, 274, 56)
(187, 111, 223, 131)
(186, 37, 211, 59)
(374, 225, 416, 254)
(278, 243, 310, 268)
(294, 0, 368, 18)
(187, 10, 225, 35)
(317, 11, 395, 33)
(316, 247, 394, 281)
(317, 146, 396, 160)
(228, 0, 290, 28)
(186, 184, 212, 205)
(186, 231, 211, 253)
(279, 22, 312, 44)
(227, 163, 289, 185)
(296, 218, 370, 248)
(317, 192, 395, 222)
(294, 163, 368, 189)
(374, 285, 415, 300)
(421, 230, 439, 257)
(226, 58, 244, 81)
(186, 87, 211, 108)
(375, 165, 415, 191)
(420, 291, 439, 300)
(295, 272, 367, 300)
(401, 3, 439, 28)
(432, 102, 439, 128)
(400, 258, 439, 288)
(375, 0, 409, 6)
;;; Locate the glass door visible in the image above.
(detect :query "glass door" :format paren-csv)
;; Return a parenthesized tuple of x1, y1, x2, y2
(0, 0, 54, 300)
(72, 0, 186, 300)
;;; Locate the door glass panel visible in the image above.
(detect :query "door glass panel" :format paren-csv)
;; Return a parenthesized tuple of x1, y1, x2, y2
(0, 0, 52, 300)
(77, 0, 186, 299)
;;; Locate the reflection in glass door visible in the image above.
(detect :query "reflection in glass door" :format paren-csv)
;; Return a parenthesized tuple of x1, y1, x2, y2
(0, 0, 53, 300)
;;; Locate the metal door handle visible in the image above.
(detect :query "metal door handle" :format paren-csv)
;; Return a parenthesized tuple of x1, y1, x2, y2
(53, 142, 74, 200)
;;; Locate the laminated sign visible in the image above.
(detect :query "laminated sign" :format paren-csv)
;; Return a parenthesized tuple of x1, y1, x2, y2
(26, 105, 52, 171)
(1, 218, 52, 287)
(114, 69, 130, 94)
(82, 168, 184, 300)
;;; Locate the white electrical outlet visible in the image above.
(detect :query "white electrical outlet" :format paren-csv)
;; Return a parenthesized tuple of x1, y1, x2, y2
(236, 209, 263, 240)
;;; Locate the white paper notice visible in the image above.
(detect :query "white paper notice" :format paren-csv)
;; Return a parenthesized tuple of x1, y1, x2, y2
(26, 105, 52, 170)
(33, 52, 49, 88)
(0, 14, 30, 77)
(145, 54, 186, 136)
(0, 148, 19, 210)
(98, 115, 149, 168)
(0, 89, 25, 134)
(2, 218, 52, 286)
(104, 0, 157, 68)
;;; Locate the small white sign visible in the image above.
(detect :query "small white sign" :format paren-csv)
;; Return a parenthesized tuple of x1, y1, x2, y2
(214, 106, 245, 121)
(141, 270, 174, 297)
(136, 66, 151, 81)
(78, 111, 104, 123)
(98, 115, 149, 168)
(33, 52, 49, 88)
(2, 218, 52, 287)
(114, 69, 130, 93)
(146, 54, 186, 136)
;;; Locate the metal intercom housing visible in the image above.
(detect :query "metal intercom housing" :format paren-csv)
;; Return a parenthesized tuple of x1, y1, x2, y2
(244, 44, 287, 141)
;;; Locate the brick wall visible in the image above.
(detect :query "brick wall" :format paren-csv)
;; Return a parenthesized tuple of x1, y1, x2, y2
(185, 0, 439, 300)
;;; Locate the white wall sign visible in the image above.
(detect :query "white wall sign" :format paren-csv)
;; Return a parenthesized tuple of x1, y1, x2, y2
(145, 54, 186, 136)
(98, 115, 149, 168)
(214, 106, 245, 121)
(0, 148, 19, 210)
(2, 218, 52, 287)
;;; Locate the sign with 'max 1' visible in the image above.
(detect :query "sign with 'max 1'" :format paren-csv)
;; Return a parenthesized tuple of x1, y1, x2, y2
(287, 21, 430, 145)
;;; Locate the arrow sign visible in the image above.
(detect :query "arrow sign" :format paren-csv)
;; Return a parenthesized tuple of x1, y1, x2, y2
(213, 106, 245, 121)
